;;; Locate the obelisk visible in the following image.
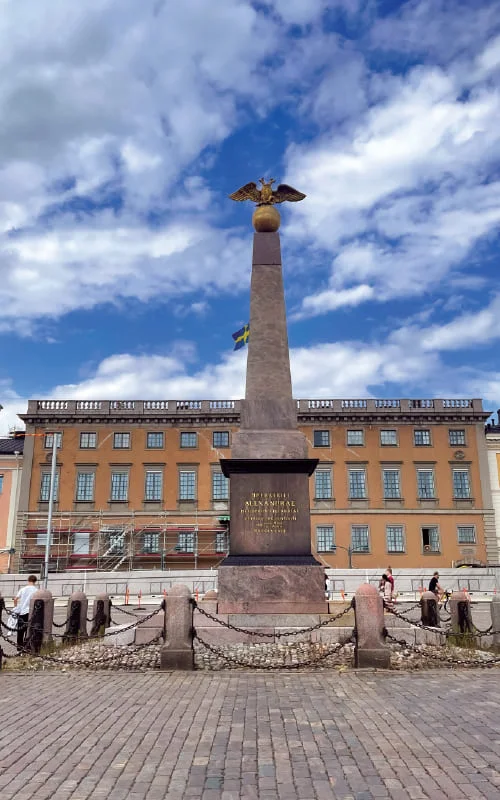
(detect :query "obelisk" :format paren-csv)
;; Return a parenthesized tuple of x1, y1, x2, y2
(217, 180, 327, 614)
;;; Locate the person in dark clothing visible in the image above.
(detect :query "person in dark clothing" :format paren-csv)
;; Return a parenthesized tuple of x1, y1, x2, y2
(428, 572, 442, 598)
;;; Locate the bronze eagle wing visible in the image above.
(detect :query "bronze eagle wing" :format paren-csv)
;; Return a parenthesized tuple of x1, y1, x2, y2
(229, 182, 261, 203)
(272, 184, 306, 204)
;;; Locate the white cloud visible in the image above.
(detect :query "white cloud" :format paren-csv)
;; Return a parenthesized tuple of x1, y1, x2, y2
(293, 283, 374, 319)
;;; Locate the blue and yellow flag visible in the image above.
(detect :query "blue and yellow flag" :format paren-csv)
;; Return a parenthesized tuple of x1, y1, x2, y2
(232, 323, 250, 351)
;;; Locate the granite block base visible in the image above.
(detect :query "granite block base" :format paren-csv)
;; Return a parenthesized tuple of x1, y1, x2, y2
(160, 648, 194, 671)
(217, 564, 328, 614)
(354, 648, 391, 669)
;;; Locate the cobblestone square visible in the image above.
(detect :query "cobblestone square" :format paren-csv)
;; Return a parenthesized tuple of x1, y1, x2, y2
(0, 670, 499, 799)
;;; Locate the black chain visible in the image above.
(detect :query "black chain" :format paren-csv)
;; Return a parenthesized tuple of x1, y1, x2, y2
(52, 617, 71, 628)
(194, 630, 354, 670)
(111, 605, 144, 618)
(386, 632, 500, 668)
(194, 602, 352, 639)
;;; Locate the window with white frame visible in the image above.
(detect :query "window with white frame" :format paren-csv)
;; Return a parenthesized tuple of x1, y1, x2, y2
(180, 431, 197, 448)
(146, 432, 164, 449)
(457, 525, 476, 544)
(213, 431, 230, 448)
(314, 469, 332, 499)
(449, 429, 466, 446)
(316, 525, 334, 552)
(143, 532, 160, 553)
(212, 471, 229, 500)
(79, 432, 97, 449)
(177, 531, 195, 552)
(76, 472, 95, 501)
(348, 468, 367, 499)
(421, 526, 440, 552)
(40, 471, 59, 501)
(145, 471, 162, 501)
(179, 470, 196, 501)
(417, 469, 435, 499)
(351, 525, 369, 552)
(414, 429, 431, 446)
(453, 469, 471, 498)
(107, 529, 125, 553)
(313, 430, 330, 447)
(386, 525, 405, 553)
(215, 531, 228, 553)
(380, 429, 397, 446)
(347, 430, 364, 446)
(110, 471, 129, 501)
(44, 432, 62, 449)
(36, 531, 55, 545)
(113, 432, 130, 449)
(383, 468, 401, 499)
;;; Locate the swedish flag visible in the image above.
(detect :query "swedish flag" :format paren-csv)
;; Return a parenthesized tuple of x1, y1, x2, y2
(232, 323, 250, 351)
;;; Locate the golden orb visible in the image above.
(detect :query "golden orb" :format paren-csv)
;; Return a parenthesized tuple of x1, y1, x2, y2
(252, 204, 281, 232)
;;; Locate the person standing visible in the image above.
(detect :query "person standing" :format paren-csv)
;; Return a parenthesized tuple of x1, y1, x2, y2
(386, 566, 395, 593)
(14, 575, 38, 652)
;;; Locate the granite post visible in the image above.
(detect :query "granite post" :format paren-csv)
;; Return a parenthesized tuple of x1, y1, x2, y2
(490, 596, 500, 649)
(353, 584, 390, 669)
(160, 584, 194, 670)
(218, 227, 326, 614)
(27, 589, 54, 653)
(90, 593, 111, 637)
(421, 591, 440, 627)
(64, 591, 88, 642)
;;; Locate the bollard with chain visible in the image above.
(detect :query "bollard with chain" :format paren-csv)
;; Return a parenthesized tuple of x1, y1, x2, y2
(420, 591, 440, 628)
(63, 591, 88, 643)
(90, 594, 111, 637)
(160, 584, 194, 670)
(449, 590, 476, 648)
(26, 589, 54, 654)
(491, 595, 500, 650)
(352, 584, 390, 669)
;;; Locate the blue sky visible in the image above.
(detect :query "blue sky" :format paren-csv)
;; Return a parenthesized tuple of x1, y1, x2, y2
(1, 0, 500, 433)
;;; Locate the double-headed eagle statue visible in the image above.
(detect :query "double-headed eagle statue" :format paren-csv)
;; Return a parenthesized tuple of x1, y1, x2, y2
(229, 177, 305, 205)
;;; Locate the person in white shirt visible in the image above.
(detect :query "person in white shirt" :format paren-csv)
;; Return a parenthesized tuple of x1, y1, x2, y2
(14, 575, 38, 651)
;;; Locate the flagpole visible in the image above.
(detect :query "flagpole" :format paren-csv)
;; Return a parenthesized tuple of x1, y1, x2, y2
(44, 433, 58, 589)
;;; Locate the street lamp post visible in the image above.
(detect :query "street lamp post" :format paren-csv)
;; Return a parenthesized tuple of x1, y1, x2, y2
(43, 432, 58, 589)
(334, 544, 353, 569)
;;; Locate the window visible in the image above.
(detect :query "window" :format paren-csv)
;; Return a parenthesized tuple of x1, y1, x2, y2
(110, 472, 129, 501)
(314, 469, 333, 499)
(44, 432, 62, 449)
(417, 469, 435, 499)
(107, 530, 125, 554)
(80, 432, 97, 449)
(179, 470, 196, 501)
(212, 472, 229, 501)
(414, 429, 431, 446)
(351, 525, 369, 552)
(347, 430, 364, 446)
(0, 475, 3, 494)
(147, 432, 164, 449)
(348, 468, 367, 499)
(176, 531, 195, 552)
(76, 472, 95, 501)
(145, 471, 162, 501)
(40, 471, 59, 501)
(386, 525, 405, 553)
(36, 531, 55, 546)
(143, 532, 160, 553)
(213, 431, 230, 448)
(380, 429, 397, 446)
(421, 526, 440, 552)
(113, 432, 130, 449)
(457, 525, 476, 544)
(313, 430, 330, 447)
(316, 525, 334, 552)
(180, 432, 198, 448)
(449, 429, 466, 446)
(383, 469, 401, 499)
(453, 469, 471, 498)
(215, 531, 228, 553)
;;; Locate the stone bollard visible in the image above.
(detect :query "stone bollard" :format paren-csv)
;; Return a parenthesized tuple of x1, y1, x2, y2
(421, 591, 440, 627)
(449, 591, 473, 634)
(200, 590, 218, 614)
(27, 589, 54, 654)
(160, 584, 194, 670)
(90, 593, 111, 637)
(353, 584, 390, 669)
(491, 595, 500, 649)
(63, 591, 88, 643)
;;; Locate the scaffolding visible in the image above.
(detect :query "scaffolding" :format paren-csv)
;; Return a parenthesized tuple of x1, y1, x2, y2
(16, 509, 230, 573)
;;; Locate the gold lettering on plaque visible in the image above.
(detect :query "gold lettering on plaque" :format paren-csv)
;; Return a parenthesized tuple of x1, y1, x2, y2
(240, 491, 298, 533)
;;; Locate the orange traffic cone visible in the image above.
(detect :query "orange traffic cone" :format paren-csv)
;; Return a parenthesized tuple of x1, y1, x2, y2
(125, 587, 130, 606)
(340, 589, 345, 602)
(138, 589, 143, 609)
(195, 588, 199, 602)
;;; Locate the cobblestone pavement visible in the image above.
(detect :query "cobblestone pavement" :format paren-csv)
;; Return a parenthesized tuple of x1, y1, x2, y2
(1, 670, 499, 800)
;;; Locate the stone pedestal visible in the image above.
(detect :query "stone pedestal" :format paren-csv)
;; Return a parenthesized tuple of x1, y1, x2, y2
(218, 563, 327, 614)
(353, 584, 390, 669)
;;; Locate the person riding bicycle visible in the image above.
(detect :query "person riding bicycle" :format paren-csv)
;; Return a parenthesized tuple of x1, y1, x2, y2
(428, 571, 443, 600)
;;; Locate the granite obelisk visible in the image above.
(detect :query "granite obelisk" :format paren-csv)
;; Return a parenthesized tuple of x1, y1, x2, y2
(217, 180, 327, 613)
